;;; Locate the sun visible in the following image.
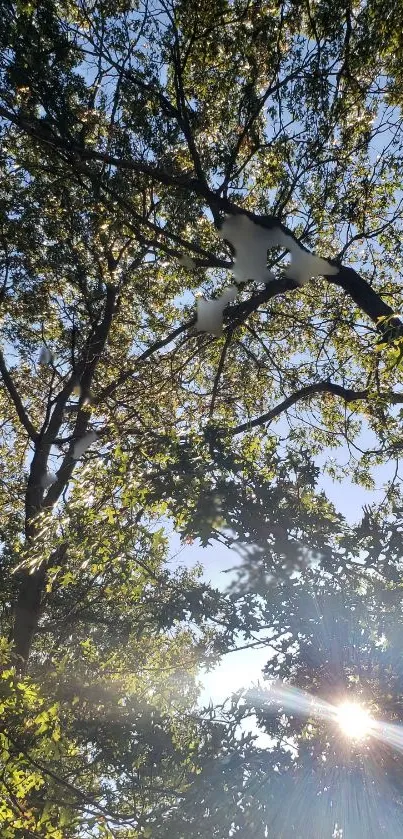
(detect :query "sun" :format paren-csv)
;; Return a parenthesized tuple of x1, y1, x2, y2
(336, 701, 373, 740)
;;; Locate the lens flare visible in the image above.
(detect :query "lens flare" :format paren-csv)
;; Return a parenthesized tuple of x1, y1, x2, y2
(337, 701, 373, 739)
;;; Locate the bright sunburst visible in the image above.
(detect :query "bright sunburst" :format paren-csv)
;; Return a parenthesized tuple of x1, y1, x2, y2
(336, 701, 373, 740)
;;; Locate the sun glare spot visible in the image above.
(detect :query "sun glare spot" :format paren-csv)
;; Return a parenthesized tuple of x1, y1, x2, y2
(337, 701, 373, 740)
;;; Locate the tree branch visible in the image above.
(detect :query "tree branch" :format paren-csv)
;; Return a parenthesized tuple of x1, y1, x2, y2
(327, 264, 403, 338)
(95, 317, 195, 403)
(231, 381, 370, 436)
(2, 107, 402, 346)
(95, 279, 294, 403)
(100, 182, 228, 266)
(13, 280, 121, 666)
(231, 381, 403, 436)
(0, 350, 38, 441)
(209, 330, 233, 418)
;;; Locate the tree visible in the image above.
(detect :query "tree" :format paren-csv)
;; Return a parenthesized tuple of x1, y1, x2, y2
(1, 0, 403, 835)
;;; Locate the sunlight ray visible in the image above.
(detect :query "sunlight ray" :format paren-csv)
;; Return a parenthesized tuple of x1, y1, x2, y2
(259, 681, 403, 753)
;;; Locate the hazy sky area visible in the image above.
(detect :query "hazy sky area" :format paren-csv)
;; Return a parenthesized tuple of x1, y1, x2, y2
(168, 436, 397, 734)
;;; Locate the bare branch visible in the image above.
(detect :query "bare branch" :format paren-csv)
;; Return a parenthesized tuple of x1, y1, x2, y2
(231, 381, 370, 436)
(231, 382, 403, 436)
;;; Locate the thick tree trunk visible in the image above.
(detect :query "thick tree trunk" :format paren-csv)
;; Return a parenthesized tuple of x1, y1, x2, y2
(11, 457, 49, 669)
(12, 567, 46, 670)
(10, 287, 118, 669)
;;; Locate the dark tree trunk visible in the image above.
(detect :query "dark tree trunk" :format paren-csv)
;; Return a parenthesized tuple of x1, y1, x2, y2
(12, 567, 46, 670)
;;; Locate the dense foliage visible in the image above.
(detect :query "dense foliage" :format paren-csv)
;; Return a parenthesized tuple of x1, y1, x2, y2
(1, 0, 403, 835)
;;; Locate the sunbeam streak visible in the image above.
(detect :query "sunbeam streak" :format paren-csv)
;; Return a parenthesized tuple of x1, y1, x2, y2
(372, 720, 403, 753)
(265, 680, 335, 723)
(262, 681, 403, 750)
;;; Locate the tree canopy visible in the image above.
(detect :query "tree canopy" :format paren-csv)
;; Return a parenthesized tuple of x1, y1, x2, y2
(1, 0, 403, 836)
